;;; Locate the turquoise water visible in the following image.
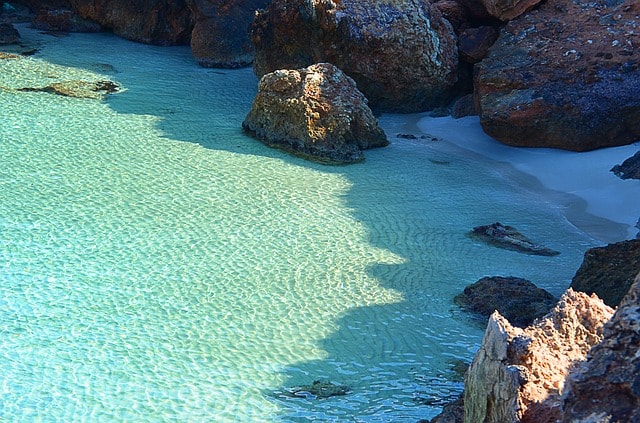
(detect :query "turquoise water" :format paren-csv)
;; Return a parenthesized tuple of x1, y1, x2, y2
(0, 28, 598, 422)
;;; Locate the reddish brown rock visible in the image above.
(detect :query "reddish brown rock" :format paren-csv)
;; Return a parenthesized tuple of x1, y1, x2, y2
(251, 0, 460, 113)
(479, 0, 542, 21)
(570, 239, 640, 307)
(464, 289, 614, 423)
(458, 26, 498, 64)
(562, 273, 640, 423)
(475, 0, 640, 151)
(187, 0, 270, 68)
(242, 63, 388, 164)
(32, 7, 100, 32)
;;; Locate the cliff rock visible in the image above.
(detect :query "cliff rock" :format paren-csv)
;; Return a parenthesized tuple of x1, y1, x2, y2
(475, 0, 640, 151)
(464, 289, 613, 423)
(187, 0, 270, 68)
(455, 276, 557, 328)
(251, 0, 460, 113)
(561, 273, 640, 423)
(570, 239, 640, 307)
(242, 63, 388, 164)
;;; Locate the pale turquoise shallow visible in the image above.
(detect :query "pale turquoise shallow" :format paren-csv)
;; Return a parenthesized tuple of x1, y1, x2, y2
(0, 27, 597, 422)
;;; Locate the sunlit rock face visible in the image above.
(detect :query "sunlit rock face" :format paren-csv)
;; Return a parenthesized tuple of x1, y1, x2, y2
(562, 273, 640, 423)
(464, 289, 613, 423)
(242, 62, 388, 164)
(251, 0, 460, 113)
(475, 0, 640, 151)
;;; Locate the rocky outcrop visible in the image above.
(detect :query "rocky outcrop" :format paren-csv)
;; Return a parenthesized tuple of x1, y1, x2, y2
(479, 0, 542, 21)
(242, 63, 388, 164)
(570, 239, 640, 307)
(0, 22, 20, 43)
(32, 7, 100, 32)
(464, 289, 614, 423)
(561, 273, 640, 423)
(469, 222, 560, 256)
(251, 0, 460, 113)
(187, 0, 270, 68)
(475, 0, 640, 151)
(611, 150, 640, 181)
(455, 276, 557, 328)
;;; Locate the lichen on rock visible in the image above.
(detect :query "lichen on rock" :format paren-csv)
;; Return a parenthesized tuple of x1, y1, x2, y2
(242, 62, 388, 164)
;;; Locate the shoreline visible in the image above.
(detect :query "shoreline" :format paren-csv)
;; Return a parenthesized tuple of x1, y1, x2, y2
(387, 114, 640, 244)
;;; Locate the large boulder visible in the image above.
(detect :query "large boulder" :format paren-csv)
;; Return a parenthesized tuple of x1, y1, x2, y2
(242, 63, 388, 164)
(464, 289, 613, 423)
(475, 0, 640, 151)
(32, 7, 100, 32)
(187, 0, 270, 68)
(561, 273, 640, 422)
(0, 22, 20, 43)
(251, 0, 460, 113)
(570, 239, 640, 307)
(479, 0, 542, 21)
(455, 276, 557, 328)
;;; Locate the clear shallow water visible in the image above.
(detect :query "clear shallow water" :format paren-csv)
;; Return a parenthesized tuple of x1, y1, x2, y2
(0, 28, 598, 422)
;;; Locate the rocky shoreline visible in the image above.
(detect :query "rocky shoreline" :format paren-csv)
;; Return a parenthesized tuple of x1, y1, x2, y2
(2, 1, 640, 421)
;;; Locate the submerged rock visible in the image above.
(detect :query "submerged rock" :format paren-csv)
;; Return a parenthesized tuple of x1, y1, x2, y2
(469, 222, 560, 256)
(561, 273, 640, 422)
(242, 62, 388, 164)
(18, 80, 122, 99)
(286, 380, 350, 399)
(251, 0, 460, 112)
(464, 289, 613, 423)
(611, 150, 640, 181)
(455, 276, 557, 328)
(570, 238, 640, 307)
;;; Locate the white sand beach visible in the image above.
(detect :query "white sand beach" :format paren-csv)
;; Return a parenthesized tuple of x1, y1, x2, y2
(415, 116, 640, 244)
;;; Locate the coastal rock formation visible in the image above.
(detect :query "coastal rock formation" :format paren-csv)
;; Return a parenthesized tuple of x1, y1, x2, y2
(0, 22, 20, 43)
(187, 0, 270, 68)
(242, 63, 388, 164)
(469, 222, 560, 256)
(32, 7, 100, 32)
(251, 0, 460, 112)
(561, 273, 640, 422)
(570, 238, 640, 307)
(611, 150, 640, 181)
(455, 276, 557, 328)
(464, 289, 613, 423)
(475, 0, 640, 151)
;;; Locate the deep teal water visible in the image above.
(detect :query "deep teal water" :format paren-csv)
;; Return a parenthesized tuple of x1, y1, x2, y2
(0, 27, 598, 422)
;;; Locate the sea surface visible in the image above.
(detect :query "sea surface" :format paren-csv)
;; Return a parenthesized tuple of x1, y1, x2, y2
(0, 27, 600, 422)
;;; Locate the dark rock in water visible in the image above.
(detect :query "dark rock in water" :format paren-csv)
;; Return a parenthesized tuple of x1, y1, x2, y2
(570, 238, 640, 307)
(428, 394, 464, 423)
(0, 22, 20, 44)
(286, 380, 350, 399)
(18, 80, 122, 99)
(611, 150, 640, 180)
(469, 222, 560, 256)
(455, 276, 557, 328)
(561, 273, 640, 423)
(243, 62, 388, 164)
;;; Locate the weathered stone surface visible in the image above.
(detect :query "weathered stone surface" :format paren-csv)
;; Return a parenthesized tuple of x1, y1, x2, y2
(611, 150, 640, 181)
(479, 0, 542, 21)
(242, 63, 388, 164)
(32, 7, 100, 32)
(570, 239, 640, 307)
(464, 290, 614, 423)
(475, 0, 640, 151)
(455, 276, 557, 328)
(469, 222, 560, 256)
(0, 22, 20, 43)
(70, 0, 193, 45)
(251, 0, 460, 113)
(187, 0, 270, 68)
(562, 273, 640, 423)
(458, 26, 498, 64)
